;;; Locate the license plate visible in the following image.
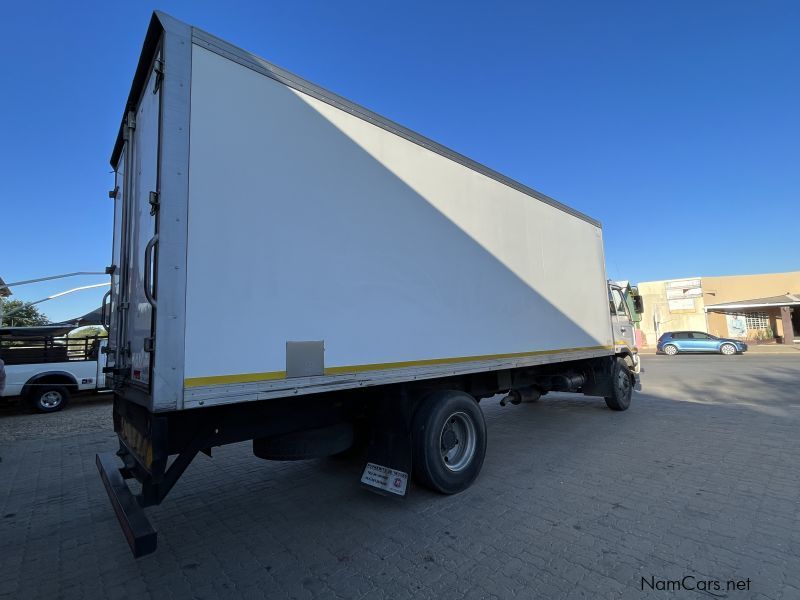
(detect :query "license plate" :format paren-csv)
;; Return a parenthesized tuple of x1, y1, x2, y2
(361, 462, 408, 496)
(119, 414, 153, 471)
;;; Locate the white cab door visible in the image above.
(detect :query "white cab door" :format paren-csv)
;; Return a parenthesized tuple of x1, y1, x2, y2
(610, 286, 636, 350)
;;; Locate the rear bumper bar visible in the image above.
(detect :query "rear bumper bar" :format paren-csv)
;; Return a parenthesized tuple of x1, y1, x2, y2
(95, 453, 157, 557)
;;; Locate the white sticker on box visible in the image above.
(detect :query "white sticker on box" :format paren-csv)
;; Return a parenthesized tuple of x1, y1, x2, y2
(361, 462, 408, 496)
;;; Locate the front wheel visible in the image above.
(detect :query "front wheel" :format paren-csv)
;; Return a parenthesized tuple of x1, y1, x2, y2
(29, 385, 70, 413)
(720, 343, 736, 355)
(604, 358, 633, 411)
(412, 390, 487, 494)
(663, 344, 678, 356)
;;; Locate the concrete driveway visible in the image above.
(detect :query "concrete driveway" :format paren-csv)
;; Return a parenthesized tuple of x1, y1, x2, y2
(1, 355, 798, 599)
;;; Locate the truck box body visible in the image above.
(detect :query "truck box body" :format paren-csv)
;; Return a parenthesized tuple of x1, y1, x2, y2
(98, 12, 641, 557)
(108, 13, 614, 414)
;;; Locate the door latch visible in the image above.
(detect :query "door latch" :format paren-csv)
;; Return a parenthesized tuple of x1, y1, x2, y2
(144, 337, 155, 353)
(149, 191, 160, 215)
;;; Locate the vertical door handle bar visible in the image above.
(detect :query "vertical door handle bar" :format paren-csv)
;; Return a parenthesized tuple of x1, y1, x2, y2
(100, 290, 111, 332)
(143, 234, 159, 308)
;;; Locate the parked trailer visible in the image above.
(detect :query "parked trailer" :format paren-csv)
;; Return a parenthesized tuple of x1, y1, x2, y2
(98, 11, 642, 557)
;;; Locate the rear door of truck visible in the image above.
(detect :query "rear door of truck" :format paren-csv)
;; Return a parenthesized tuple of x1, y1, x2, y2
(110, 47, 163, 393)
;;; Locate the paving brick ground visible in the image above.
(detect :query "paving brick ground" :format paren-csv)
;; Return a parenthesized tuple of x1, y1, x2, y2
(1, 356, 799, 599)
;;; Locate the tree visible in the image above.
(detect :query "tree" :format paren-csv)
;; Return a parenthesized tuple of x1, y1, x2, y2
(0, 298, 50, 327)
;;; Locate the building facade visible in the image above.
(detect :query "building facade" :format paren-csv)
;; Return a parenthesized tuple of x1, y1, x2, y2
(637, 271, 800, 346)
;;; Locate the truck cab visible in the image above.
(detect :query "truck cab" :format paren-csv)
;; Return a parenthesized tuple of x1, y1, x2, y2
(608, 282, 643, 373)
(0, 325, 108, 412)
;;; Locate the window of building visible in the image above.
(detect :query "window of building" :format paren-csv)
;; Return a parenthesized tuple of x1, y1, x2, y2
(744, 312, 770, 329)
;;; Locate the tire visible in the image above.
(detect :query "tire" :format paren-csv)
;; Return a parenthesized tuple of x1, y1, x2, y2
(604, 358, 633, 411)
(663, 344, 678, 356)
(412, 390, 486, 494)
(330, 420, 370, 460)
(253, 422, 354, 460)
(720, 343, 736, 356)
(29, 385, 70, 413)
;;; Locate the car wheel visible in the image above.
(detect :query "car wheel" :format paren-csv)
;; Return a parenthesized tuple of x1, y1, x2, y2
(720, 343, 736, 355)
(29, 385, 70, 413)
(663, 344, 678, 356)
(604, 357, 633, 411)
(412, 390, 487, 494)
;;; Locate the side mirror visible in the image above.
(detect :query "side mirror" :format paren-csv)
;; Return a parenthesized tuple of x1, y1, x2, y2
(633, 295, 644, 314)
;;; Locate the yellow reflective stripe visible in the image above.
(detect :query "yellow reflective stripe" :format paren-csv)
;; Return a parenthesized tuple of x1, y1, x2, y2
(184, 370, 287, 388)
(184, 345, 614, 388)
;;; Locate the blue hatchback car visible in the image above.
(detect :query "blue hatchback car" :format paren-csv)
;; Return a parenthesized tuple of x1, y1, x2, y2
(657, 331, 747, 356)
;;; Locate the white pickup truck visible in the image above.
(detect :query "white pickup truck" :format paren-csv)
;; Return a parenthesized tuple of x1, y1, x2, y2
(0, 325, 107, 412)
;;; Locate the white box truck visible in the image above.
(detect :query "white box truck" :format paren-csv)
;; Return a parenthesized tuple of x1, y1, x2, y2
(97, 12, 643, 557)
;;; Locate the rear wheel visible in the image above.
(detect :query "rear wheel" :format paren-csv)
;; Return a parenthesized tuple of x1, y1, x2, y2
(720, 343, 736, 355)
(663, 344, 678, 356)
(412, 390, 486, 494)
(604, 358, 633, 411)
(29, 385, 70, 413)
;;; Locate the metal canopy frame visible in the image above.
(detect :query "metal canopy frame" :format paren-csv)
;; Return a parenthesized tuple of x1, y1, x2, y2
(704, 296, 800, 312)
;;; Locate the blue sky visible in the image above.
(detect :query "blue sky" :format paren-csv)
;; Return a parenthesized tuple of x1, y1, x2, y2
(1, 1, 798, 322)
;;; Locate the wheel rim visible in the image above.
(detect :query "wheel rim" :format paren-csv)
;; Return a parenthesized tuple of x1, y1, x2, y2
(665, 345, 677, 355)
(617, 368, 632, 398)
(439, 411, 477, 472)
(40, 391, 62, 409)
(721, 344, 735, 355)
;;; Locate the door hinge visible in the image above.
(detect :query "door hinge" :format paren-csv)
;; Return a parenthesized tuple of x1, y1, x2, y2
(153, 58, 164, 93)
(105, 265, 116, 275)
(144, 337, 155, 353)
(108, 186, 119, 199)
(149, 191, 160, 215)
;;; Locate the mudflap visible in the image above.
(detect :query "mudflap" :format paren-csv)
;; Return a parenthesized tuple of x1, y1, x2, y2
(580, 356, 617, 398)
(95, 453, 157, 557)
(581, 355, 639, 397)
(360, 393, 414, 498)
